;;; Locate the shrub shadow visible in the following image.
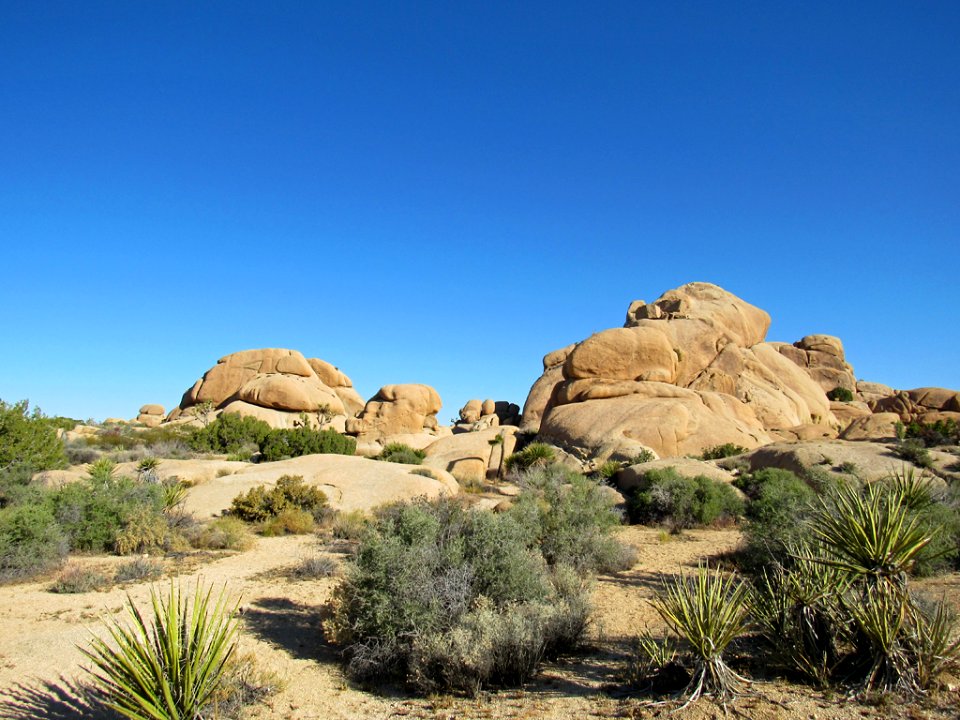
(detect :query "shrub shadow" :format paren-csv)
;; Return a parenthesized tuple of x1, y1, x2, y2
(0, 676, 116, 720)
(242, 596, 339, 664)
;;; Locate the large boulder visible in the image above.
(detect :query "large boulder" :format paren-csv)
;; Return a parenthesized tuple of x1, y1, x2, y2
(772, 335, 857, 393)
(423, 426, 519, 484)
(135, 404, 166, 427)
(167, 348, 363, 431)
(456, 398, 521, 431)
(346, 384, 443, 443)
(526, 283, 835, 460)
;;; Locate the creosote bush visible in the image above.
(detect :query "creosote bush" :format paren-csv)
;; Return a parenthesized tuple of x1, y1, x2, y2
(376, 442, 426, 465)
(700, 443, 748, 460)
(327, 495, 594, 694)
(627, 468, 744, 533)
(259, 424, 356, 461)
(826, 386, 855, 402)
(229, 475, 328, 524)
(503, 442, 555, 474)
(0, 399, 67, 474)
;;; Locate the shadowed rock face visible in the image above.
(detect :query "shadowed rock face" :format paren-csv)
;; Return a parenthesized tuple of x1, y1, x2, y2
(167, 348, 364, 430)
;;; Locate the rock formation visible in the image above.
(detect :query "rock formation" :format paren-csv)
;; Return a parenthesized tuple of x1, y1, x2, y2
(346, 383, 443, 444)
(167, 348, 363, 430)
(455, 398, 521, 431)
(135, 404, 165, 427)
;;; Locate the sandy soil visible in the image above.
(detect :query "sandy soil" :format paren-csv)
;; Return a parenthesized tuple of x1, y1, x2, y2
(1, 526, 958, 719)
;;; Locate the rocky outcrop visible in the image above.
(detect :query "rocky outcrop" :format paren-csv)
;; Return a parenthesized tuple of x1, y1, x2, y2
(773, 335, 857, 394)
(167, 348, 363, 430)
(526, 283, 837, 460)
(455, 398, 521, 431)
(135, 404, 165, 427)
(346, 384, 443, 443)
(423, 426, 519, 484)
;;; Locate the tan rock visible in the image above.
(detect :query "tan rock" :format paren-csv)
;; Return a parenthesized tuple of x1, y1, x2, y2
(459, 399, 483, 424)
(423, 426, 519, 483)
(481, 399, 496, 416)
(135, 414, 163, 428)
(520, 345, 574, 434)
(829, 400, 872, 427)
(218, 401, 343, 431)
(181, 454, 458, 518)
(194, 349, 314, 406)
(139, 404, 165, 416)
(564, 327, 678, 384)
(907, 387, 960, 412)
(857, 381, 895, 404)
(237, 374, 346, 414)
(840, 413, 902, 441)
(349, 383, 442, 441)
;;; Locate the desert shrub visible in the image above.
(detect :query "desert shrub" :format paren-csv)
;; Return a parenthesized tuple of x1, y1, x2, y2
(293, 554, 339, 579)
(0, 399, 67, 474)
(229, 475, 328, 523)
(894, 439, 934, 469)
(410, 467, 436, 479)
(189, 413, 272, 455)
(45, 415, 82, 432)
(503, 442, 555, 473)
(260, 507, 315, 536)
(827, 386, 855, 402)
(55, 472, 166, 553)
(738, 468, 817, 573)
(115, 556, 164, 583)
(114, 506, 172, 555)
(509, 464, 631, 573)
(332, 509, 370, 540)
(629, 448, 656, 465)
(627, 468, 744, 533)
(377, 442, 426, 465)
(594, 460, 624, 481)
(259, 426, 356, 461)
(187, 517, 254, 551)
(0, 502, 68, 581)
(50, 564, 112, 593)
(83, 581, 240, 720)
(903, 418, 960, 448)
(700, 443, 748, 460)
(327, 497, 589, 693)
(65, 444, 101, 465)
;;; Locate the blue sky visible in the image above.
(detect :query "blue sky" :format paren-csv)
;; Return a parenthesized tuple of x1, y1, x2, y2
(1, 1, 958, 422)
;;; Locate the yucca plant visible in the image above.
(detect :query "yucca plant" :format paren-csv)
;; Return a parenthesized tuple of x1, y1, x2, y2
(808, 480, 932, 588)
(907, 595, 960, 691)
(82, 581, 239, 720)
(847, 582, 911, 693)
(651, 564, 751, 707)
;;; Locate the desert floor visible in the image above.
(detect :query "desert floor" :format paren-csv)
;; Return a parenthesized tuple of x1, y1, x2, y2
(1, 525, 958, 719)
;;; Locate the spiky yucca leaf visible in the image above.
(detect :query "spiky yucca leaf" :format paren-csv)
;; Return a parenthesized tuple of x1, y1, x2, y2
(908, 596, 960, 691)
(81, 581, 239, 720)
(651, 564, 750, 706)
(847, 582, 911, 693)
(809, 481, 932, 585)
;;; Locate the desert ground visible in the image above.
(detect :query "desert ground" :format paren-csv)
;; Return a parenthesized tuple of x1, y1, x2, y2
(2, 523, 958, 720)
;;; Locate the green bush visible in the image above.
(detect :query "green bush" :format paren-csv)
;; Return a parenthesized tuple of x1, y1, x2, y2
(903, 419, 960, 448)
(260, 507, 315, 536)
(0, 501, 69, 581)
(738, 469, 817, 574)
(187, 517, 254, 551)
(0, 399, 67, 474)
(377, 442, 426, 465)
(503, 442, 555, 473)
(189, 413, 272, 455)
(259, 426, 356, 461)
(627, 468, 744, 532)
(510, 464, 632, 573)
(700, 443, 748, 460)
(229, 475, 328, 523)
(894, 439, 934, 469)
(328, 497, 589, 693)
(826, 386, 854, 402)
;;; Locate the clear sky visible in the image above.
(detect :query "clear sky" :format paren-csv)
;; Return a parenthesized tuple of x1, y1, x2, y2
(1, 1, 958, 422)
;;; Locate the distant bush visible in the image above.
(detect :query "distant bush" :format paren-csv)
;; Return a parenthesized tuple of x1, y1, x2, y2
(0, 399, 67, 474)
(293, 554, 339, 579)
(230, 475, 328, 524)
(189, 414, 272, 455)
(114, 556, 164, 584)
(259, 426, 356, 462)
(331, 510, 369, 540)
(327, 497, 590, 694)
(629, 448, 656, 465)
(903, 419, 960, 448)
(504, 442, 555, 473)
(0, 501, 69, 581)
(260, 507, 315, 536)
(50, 564, 111, 593)
(700, 443, 748, 460)
(627, 468, 744, 533)
(894, 438, 934, 469)
(187, 517, 254, 551)
(738, 469, 817, 573)
(826, 386, 854, 402)
(376, 442, 426, 465)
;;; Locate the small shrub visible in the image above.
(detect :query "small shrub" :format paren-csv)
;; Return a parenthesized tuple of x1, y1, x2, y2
(700, 443, 748, 460)
(260, 507, 315, 536)
(230, 475, 328, 523)
(259, 426, 356, 462)
(594, 460, 624, 481)
(503, 442, 555, 473)
(377, 442, 426, 465)
(894, 439, 934, 469)
(827, 386, 855, 402)
(114, 507, 172, 555)
(115, 556, 164, 583)
(187, 517, 254, 551)
(65, 445, 100, 465)
(331, 510, 369, 540)
(903, 419, 960, 448)
(410, 467, 436, 480)
(629, 448, 656, 465)
(293, 554, 339, 579)
(0, 501, 69, 581)
(50, 564, 111, 593)
(627, 468, 744, 533)
(739, 469, 817, 573)
(82, 581, 240, 720)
